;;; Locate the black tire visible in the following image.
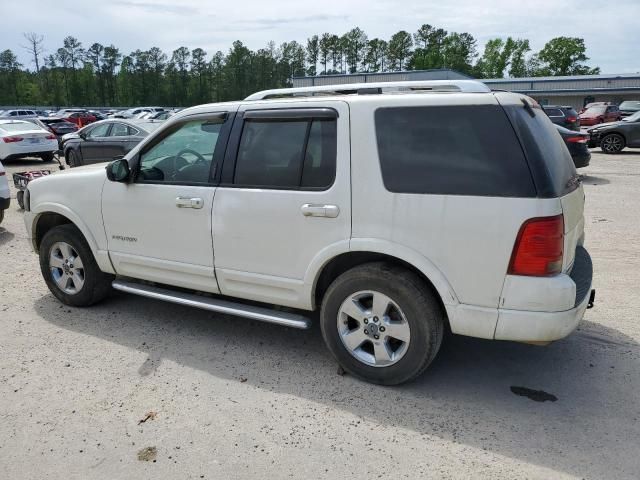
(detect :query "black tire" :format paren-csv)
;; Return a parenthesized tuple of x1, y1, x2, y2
(39, 224, 113, 307)
(16, 190, 24, 210)
(67, 149, 81, 168)
(600, 133, 625, 154)
(320, 262, 444, 385)
(40, 152, 54, 163)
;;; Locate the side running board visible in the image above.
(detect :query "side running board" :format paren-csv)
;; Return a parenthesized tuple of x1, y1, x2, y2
(112, 279, 312, 330)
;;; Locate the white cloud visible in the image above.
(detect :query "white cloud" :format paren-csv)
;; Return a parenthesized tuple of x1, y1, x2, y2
(4, 0, 639, 73)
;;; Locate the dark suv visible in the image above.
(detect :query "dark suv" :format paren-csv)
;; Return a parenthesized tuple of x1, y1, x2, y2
(542, 105, 580, 131)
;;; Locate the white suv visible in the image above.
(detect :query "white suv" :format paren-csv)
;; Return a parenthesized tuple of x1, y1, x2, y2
(23, 80, 594, 385)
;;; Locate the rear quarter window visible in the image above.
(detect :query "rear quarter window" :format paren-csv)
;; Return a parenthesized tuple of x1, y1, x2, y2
(374, 105, 536, 197)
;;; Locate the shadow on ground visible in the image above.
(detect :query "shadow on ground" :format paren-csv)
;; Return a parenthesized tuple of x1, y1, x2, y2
(580, 174, 610, 186)
(35, 292, 640, 479)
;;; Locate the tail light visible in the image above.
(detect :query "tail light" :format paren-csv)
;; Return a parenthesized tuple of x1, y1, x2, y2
(3, 136, 23, 143)
(508, 215, 564, 276)
(566, 116, 577, 123)
(45, 134, 56, 140)
(566, 136, 588, 144)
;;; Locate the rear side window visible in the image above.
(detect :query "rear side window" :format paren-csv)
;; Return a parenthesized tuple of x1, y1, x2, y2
(375, 105, 536, 197)
(503, 104, 578, 198)
(233, 118, 336, 189)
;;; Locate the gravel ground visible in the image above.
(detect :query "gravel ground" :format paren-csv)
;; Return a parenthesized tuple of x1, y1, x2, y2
(1, 152, 639, 480)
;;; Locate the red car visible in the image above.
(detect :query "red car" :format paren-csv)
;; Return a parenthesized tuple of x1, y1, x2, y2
(60, 111, 96, 128)
(579, 104, 622, 126)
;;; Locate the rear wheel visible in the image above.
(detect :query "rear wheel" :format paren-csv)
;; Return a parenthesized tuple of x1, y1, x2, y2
(67, 149, 81, 168)
(600, 133, 625, 154)
(320, 262, 444, 385)
(0, 209, 4, 225)
(40, 152, 54, 163)
(39, 224, 113, 306)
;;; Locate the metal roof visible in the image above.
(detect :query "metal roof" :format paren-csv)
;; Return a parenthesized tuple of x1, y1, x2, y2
(483, 73, 640, 84)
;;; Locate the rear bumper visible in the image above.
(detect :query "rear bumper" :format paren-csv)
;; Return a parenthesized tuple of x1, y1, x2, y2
(494, 247, 593, 342)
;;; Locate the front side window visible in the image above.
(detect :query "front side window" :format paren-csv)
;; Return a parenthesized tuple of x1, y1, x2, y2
(138, 118, 223, 184)
(87, 123, 111, 138)
(233, 117, 336, 189)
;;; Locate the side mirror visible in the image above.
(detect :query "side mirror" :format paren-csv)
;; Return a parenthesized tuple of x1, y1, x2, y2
(79, 131, 87, 140)
(106, 158, 130, 182)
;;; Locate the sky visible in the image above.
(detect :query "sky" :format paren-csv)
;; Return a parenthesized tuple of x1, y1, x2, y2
(3, 0, 639, 74)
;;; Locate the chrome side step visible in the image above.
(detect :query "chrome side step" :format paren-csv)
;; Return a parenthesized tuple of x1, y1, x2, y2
(112, 279, 312, 330)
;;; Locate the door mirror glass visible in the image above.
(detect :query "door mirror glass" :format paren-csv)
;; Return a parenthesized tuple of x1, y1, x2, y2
(106, 158, 130, 182)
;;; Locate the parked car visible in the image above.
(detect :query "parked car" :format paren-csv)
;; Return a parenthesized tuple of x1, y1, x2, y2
(88, 110, 108, 121)
(579, 104, 622, 126)
(23, 80, 593, 385)
(587, 110, 640, 154)
(543, 105, 580, 131)
(148, 110, 173, 120)
(63, 119, 160, 167)
(618, 101, 640, 117)
(34, 117, 78, 148)
(0, 120, 58, 163)
(554, 124, 590, 168)
(61, 111, 96, 128)
(114, 107, 165, 119)
(579, 101, 612, 114)
(0, 109, 37, 118)
(0, 160, 9, 224)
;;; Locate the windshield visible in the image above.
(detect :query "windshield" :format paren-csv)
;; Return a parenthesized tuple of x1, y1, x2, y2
(583, 106, 606, 115)
(623, 111, 640, 122)
(619, 101, 640, 111)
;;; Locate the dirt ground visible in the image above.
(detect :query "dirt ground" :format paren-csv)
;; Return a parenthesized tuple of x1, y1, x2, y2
(1, 151, 639, 479)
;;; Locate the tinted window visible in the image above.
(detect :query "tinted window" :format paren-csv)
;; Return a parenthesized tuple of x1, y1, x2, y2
(544, 108, 563, 117)
(503, 104, 578, 198)
(9, 111, 17, 116)
(87, 123, 111, 138)
(138, 118, 222, 184)
(110, 123, 129, 136)
(234, 118, 336, 189)
(375, 105, 536, 197)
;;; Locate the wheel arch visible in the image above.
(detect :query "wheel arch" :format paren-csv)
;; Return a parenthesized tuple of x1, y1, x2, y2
(33, 205, 99, 257)
(310, 241, 459, 317)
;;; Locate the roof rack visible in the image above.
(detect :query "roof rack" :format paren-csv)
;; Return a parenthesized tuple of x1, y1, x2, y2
(245, 80, 491, 100)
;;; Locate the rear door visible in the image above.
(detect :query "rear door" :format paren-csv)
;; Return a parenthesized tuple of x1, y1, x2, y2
(108, 122, 142, 158)
(212, 100, 351, 309)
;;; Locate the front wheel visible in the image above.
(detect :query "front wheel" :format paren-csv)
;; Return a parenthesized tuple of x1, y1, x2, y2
(600, 133, 625, 154)
(67, 149, 81, 168)
(320, 263, 444, 385)
(39, 224, 113, 306)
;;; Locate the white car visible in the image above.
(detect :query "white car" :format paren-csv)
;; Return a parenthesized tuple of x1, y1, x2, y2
(23, 80, 594, 385)
(0, 161, 9, 224)
(0, 109, 37, 118)
(0, 120, 58, 163)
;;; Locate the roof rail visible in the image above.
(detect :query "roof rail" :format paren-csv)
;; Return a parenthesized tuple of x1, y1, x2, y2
(245, 80, 491, 100)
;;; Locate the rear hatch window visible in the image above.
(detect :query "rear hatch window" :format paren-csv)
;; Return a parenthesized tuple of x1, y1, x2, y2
(502, 102, 579, 198)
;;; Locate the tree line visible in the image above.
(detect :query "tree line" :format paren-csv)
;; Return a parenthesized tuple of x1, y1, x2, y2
(0, 26, 600, 107)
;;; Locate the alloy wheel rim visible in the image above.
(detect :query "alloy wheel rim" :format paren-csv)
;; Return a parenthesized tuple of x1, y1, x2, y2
(49, 241, 85, 294)
(337, 290, 411, 367)
(603, 136, 622, 152)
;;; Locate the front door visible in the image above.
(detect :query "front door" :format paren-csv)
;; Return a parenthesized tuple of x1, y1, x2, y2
(212, 101, 351, 308)
(102, 110, 235, 293)
(81, 122, 116, 164)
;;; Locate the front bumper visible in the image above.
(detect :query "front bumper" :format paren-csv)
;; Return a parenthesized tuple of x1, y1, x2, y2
(494, 247, 593, 342)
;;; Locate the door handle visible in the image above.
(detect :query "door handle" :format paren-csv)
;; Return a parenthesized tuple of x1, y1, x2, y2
(176, 197, 204, 209)
(301, 203, 340, 218)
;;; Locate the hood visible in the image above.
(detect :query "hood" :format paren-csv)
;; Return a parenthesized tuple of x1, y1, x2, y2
(588, 121, 623, 131)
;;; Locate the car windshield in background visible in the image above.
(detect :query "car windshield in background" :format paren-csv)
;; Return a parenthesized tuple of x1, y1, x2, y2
(0, 122, 39, 132)
(619, 101, 640, 111)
